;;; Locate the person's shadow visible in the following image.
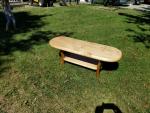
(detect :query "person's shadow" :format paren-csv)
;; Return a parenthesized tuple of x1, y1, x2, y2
(95, 103, 122, 113)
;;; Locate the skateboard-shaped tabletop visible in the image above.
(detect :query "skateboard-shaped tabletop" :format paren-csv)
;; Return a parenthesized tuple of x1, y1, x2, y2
(49, 36, 122, 62)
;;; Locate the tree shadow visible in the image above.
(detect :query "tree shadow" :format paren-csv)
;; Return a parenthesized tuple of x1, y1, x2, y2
(118, 12, 150, 24)
(126, 27, 150, 48)
(0, 11, 52, 33)
(95, 103, 122, 113)
(0, 11, 73, 75)
(118, 9, 150, 48)
(0, 108, 8, 113)
(0, 30, 73, 55)
(0, 11, 52, 55)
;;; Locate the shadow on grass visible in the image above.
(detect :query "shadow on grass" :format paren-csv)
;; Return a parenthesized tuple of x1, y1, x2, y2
(0, 11, 73, 75)
(0, 108, 8, 113)
(0, 11, 52, 55)
(0, 30, 73, 55)
(102, 62, 119, 71)
(59, 52, 119, 73)
(118, 9, 150, 48)
(95, 103, 122, 113)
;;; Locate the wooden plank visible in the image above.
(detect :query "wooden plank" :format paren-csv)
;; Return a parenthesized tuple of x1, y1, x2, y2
(49, 36, 122, 62)
(64, 56, 97, 70)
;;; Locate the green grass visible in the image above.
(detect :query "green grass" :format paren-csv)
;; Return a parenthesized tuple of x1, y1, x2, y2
(0, 5, 150, 113)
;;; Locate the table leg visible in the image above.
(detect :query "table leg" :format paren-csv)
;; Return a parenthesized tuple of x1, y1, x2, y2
(60, 50, 65, 64)
(96, 61, 101, 78)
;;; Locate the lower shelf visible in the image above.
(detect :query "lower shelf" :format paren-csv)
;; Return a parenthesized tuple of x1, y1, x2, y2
(64, 56, 97, 70)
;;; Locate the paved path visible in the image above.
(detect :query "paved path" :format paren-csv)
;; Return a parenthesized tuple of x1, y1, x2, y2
(122, 4, 150, 11)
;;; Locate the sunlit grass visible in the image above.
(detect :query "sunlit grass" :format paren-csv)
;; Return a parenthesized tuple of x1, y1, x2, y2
(0, 5, 150, 113)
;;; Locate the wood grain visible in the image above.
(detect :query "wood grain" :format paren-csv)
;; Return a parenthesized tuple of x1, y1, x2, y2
(64, 56, 97, 70)
(49, 36, 122, 62)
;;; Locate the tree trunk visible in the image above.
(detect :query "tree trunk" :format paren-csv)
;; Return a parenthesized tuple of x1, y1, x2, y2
(1, 0, 10, 8)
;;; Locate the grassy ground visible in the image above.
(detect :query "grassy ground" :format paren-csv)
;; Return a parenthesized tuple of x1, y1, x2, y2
(0, 5, 150, 113)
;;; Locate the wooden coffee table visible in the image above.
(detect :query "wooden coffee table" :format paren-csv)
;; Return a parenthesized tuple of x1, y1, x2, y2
(49, 36, 122, 78)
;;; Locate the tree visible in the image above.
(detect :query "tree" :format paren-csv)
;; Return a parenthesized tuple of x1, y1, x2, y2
(1, 0, 8, 8)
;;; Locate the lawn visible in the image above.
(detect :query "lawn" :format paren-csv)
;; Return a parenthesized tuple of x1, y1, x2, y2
(0, 5, 150, 113)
